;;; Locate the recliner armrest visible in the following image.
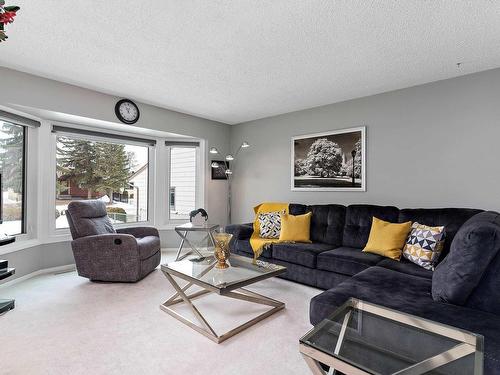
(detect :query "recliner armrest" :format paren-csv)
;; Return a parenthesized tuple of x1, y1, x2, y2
(71, 233, 141, 282)
(116, 226, 159, 238)
(226, 223, 254, 240)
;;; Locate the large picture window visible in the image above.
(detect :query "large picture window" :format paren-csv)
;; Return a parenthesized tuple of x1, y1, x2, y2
(0, 120, 25, 235)
(55, 134, 149, 229)
(169, 146, 197, 220)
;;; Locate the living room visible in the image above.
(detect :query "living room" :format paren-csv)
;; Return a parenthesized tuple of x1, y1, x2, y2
(1, 2, 499, 374)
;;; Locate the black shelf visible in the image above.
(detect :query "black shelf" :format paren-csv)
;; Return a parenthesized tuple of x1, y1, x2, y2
(0, 266, 15, 315)
(0, 267, 15, 280)
(0, 299, 14, 314)
(0, 236, 15, 247)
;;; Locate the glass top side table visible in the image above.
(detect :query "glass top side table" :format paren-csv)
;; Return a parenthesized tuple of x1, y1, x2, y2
(174, 222, 220, 261)
(300, 298, 483, 375)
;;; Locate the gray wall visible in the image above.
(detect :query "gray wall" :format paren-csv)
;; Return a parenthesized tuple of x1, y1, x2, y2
(1, 242, 74, 284)
(0, 67, 230, 282)
(230, 68, 500, 223)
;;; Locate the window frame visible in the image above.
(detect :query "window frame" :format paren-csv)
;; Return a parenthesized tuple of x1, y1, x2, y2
(0, 119, 30, 238)
(0, 110, 207, 256)
(50, 124, 157, 235)
(165, 142, 203, 223)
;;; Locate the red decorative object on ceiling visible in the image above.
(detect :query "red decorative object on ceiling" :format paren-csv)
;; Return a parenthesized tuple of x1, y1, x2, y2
(0, 0, 20, 42)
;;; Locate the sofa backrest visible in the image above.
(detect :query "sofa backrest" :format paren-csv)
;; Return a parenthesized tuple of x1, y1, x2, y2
(432, 211, 500, 315)
(289, 203, 346, 246)
(306, 205, 346, 246)
(288, 203, 485, 259)
(398, 208, 483, 260)
(342, 205, 399, 248)
(67, 200, 116, 239)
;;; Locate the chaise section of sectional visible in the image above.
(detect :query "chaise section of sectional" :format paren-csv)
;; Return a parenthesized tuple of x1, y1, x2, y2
(309, 265, 500, 374)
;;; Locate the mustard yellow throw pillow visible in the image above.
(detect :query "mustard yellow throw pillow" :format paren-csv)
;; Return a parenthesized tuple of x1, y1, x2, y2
(363, 217, 412, 260)
(279, 212, 312, 243)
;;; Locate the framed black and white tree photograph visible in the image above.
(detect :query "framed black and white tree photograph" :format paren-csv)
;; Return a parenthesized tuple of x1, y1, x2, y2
(291, 126, 366, 191)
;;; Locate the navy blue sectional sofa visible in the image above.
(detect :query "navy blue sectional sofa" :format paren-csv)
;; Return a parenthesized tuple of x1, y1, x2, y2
(227, 204, 500, 374)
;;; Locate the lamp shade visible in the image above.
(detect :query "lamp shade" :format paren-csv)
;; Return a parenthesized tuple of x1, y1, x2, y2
(209, 147, 219, 154)
(225, 154, 234, 161)
(241, 141, 250, 148)
(225, 169, 233, 175)
(211, 161, 219, 168)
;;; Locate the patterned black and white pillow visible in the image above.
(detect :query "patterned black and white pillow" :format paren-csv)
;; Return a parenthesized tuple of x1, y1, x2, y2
(403, 222, 446, 270)
(258, 211, 283, 239)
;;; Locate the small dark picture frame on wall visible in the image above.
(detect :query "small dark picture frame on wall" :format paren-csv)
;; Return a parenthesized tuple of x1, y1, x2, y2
(211, 160, 229, 180)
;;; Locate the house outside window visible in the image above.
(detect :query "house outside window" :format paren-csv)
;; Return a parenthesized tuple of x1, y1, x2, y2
(167, 144, 198, 220)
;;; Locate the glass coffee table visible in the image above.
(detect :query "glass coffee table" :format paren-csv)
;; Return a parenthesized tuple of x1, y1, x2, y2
(300, 298, 483, 375)
(160, 254, 286, 343)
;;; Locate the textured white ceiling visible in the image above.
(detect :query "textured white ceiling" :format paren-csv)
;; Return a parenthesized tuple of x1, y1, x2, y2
(1, 1, 500, 124)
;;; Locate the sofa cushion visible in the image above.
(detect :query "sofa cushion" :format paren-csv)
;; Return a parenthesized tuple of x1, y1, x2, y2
(272, 242, 334, 268)
(317, 246, 384, 276)
(233, 239, 272, 258)
(343, 205, 399, 248)
(398, 208, 483, 260)
(137, 236, 160, 260)
(309, 266, 500, 375)
(433, 211, 500, 315)
(305, 204, 346, 246)
(377, 258, 433, 279)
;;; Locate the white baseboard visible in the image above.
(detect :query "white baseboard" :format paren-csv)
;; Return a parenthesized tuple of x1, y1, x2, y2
(161, 248, 177, 253)
(0, 264, 76, 288)
(161, 247, 212, 254)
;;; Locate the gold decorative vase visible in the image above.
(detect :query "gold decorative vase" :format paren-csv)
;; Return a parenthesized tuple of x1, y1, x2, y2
(213, 232, 233, 269)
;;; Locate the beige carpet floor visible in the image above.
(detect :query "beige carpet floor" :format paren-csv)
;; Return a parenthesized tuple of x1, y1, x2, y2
(1, 253, 323, 375)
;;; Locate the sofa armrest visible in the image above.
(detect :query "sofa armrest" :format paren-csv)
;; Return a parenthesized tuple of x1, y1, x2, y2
(116, 226, 159, 238)
(71, 233, 141, 282)
(226, 223, 254, 240)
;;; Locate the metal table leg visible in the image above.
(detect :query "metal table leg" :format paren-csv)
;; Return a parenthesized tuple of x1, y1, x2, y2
(160, 271, 285, 344)
(175, 230, 189, 260)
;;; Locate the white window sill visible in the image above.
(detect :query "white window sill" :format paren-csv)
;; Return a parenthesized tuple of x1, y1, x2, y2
(0, 225, 187, 256)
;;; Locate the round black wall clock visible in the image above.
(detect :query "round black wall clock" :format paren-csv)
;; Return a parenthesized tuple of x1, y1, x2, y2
(115, 99, 140, 124)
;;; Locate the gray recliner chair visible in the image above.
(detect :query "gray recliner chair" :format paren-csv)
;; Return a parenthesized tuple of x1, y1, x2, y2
(67, 200, 161, 282)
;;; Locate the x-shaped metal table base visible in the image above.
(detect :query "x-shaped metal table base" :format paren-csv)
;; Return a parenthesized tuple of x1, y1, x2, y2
(174, 225, 218, 261)
(160, 271, 285, 343)
(300, 308, 479, 375)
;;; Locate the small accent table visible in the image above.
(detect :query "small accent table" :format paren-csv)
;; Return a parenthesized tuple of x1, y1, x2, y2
(160, 254, 286, 343)
(174, 222, 219, 261)
(0, 267, 15, 315)
(300, 298, 483, 375)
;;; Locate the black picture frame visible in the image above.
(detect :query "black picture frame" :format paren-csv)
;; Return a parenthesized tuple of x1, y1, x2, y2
(211, 160, 229, 180)
(292, 126, 366, 191)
